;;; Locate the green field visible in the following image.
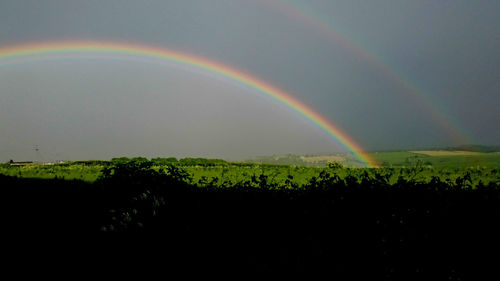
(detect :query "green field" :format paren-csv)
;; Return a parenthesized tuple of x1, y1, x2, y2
(2, 150, 499, 187)
(2, 151, 499, 278)
(0, 163, 103, 182)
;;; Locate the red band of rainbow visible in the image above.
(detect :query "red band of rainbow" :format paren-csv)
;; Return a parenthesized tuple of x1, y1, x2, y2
(0, 40, 378, 167)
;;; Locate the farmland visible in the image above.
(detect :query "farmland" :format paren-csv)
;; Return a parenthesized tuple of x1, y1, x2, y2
(2, 150, 499, 186)
(1, 151, 499, 278)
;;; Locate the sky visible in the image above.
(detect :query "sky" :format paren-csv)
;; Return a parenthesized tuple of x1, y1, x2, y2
(0, 0, 498, 161)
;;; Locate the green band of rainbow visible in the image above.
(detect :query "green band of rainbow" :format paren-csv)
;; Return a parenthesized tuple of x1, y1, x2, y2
(0, 40, 378, 167)
(262, 0, 470, 145)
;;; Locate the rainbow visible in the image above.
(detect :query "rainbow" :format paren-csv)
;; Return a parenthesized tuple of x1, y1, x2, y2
(0, 40, 378, 167)
(260, 0, 471, 145)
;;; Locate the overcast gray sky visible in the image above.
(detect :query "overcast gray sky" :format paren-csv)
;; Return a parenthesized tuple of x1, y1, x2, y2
(0, 0, 498, 161)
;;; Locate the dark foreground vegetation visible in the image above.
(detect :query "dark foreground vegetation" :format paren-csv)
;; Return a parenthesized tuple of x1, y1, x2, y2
(2, 160, 499, 279)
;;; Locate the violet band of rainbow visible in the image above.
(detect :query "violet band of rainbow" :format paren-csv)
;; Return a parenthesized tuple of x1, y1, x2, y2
(261, 0, 470, 145)
(0, 40, 378, 167)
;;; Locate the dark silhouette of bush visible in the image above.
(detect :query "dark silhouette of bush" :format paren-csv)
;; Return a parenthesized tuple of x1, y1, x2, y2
(1, 162, 499, 278)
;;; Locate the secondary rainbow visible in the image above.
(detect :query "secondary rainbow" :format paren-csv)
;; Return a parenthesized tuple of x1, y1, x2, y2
(260, 0, 471, 145)
(0, 40, 378, 167)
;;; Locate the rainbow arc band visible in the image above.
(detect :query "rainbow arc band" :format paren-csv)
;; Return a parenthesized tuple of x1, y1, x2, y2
(0, 40, 378, 167)
(260, 0, 469, 145)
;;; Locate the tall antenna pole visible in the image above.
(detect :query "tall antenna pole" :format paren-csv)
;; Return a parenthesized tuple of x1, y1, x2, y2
(34, 145, 43, 163)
